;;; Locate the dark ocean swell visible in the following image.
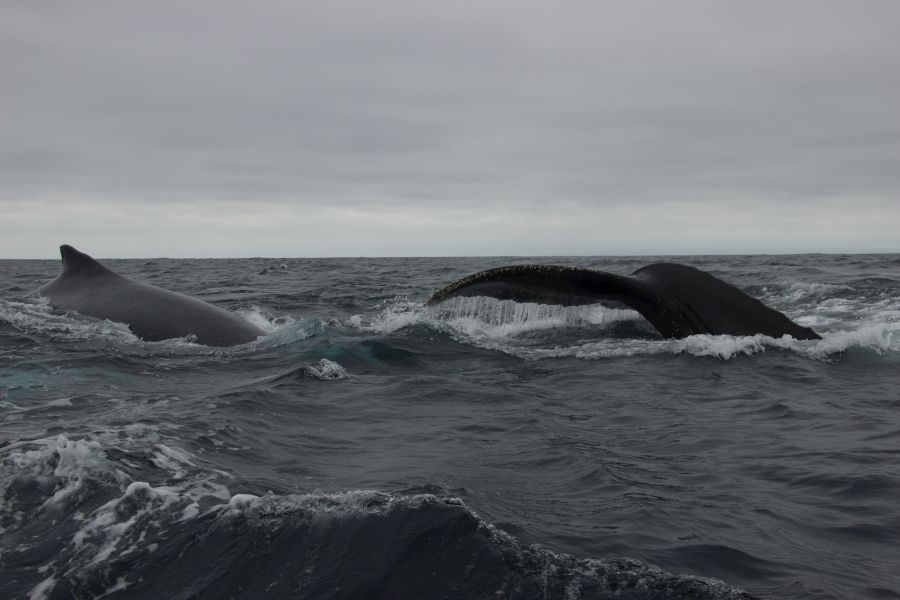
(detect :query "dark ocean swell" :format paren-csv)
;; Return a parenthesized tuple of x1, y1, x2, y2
(2, 435, 750, 600)
(1, 254, 898, 600)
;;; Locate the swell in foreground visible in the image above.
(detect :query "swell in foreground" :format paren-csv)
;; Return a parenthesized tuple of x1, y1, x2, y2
(1, 253, 897, 600)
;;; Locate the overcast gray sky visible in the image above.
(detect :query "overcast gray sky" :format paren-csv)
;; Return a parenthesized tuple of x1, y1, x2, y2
(2, 0, 898, 257)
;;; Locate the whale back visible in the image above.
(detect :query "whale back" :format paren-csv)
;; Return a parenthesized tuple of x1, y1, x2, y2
(35, 245, 264, 346)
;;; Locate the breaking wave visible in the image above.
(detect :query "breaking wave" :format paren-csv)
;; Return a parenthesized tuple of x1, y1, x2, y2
(0, 433, 750, 600)
(349, 295, 898, 361)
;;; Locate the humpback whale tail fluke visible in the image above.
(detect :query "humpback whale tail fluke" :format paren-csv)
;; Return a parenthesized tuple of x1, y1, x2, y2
(425, 263, 821, 341)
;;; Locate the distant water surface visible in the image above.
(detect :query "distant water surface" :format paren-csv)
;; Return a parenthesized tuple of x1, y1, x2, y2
(1, 254, 898, 600)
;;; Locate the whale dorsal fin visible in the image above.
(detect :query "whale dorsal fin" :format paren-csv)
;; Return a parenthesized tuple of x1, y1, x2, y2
(59, 244, 112, 276)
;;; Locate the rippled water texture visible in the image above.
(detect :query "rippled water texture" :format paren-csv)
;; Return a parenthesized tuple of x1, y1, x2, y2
(1, 254, 898, 599)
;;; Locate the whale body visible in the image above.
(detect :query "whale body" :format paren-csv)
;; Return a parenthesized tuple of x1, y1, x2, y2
(426, 263, 821, 340)
(35, 245, 265, 346)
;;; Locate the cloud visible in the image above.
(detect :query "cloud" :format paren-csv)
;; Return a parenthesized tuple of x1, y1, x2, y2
(1, 0, 898, 256)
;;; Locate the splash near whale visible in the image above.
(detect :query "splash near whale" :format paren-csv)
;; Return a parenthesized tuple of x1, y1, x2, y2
(34, 245, 264, 346)
(426, 263, 821, 340)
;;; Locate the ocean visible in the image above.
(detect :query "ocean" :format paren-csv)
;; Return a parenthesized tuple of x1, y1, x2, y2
(1, 253, 898, 600)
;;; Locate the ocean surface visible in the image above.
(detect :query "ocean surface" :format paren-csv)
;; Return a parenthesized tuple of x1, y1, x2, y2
(1, 253, 898, 600)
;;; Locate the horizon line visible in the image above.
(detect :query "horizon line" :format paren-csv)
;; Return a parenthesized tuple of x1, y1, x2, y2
(5, 250, 899, 260)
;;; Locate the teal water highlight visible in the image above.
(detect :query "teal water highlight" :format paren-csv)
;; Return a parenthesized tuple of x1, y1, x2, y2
(1, 254, 898, 599)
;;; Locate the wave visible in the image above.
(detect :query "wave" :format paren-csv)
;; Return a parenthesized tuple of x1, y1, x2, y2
(4, 285, 896, 362)
(0, 300, 318, 356)
(0, 434, 751, 600)
(0, 298, 139, 344)
(349, 296, 898, 361)
(352, 296, 652, 336)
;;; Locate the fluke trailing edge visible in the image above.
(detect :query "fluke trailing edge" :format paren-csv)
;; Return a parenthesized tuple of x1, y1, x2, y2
(34, 245, 265, 346)
(426, 263, 821, 340)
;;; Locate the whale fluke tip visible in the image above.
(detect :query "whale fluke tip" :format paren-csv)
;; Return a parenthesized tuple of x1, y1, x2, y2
(426, 263, 821, 340)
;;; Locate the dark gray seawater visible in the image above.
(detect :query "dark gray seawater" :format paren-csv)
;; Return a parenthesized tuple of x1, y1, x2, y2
(1, 254, 898, 600)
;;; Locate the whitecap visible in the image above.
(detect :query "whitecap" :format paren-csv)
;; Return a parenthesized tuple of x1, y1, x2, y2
(303, 358, 348, 380)
(235, 305, 284, 334)
(4, 435, 127, 508)
(0, 298, 139, 344)
(407, 292, 899, 361)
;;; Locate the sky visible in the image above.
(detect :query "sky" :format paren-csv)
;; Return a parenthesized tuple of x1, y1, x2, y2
(2, 0, 898, 258)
